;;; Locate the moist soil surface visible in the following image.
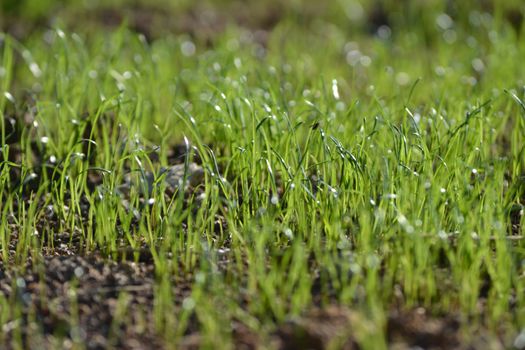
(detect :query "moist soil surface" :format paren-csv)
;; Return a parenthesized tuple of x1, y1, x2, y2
(1, 253, 484, 350)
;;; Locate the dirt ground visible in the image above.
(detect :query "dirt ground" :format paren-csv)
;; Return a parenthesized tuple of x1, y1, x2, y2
(2, 252, 489, 349)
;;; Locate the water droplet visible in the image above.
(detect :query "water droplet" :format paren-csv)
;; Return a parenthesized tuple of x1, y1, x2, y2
(16, 278, 26, 288)
(181, 40, 196, 56)
(4, 92, 15, 103)
(396, 72, 410, 86)
(443, 29, 457, 44)
(360, 55, 372, 67)
(332, 79, 340, 100)
(74, 267, 84, 278)
(29, 62, 41, 78)
(377, 25, 391, 39)
(436, 13, 453, 30)
(514, 331, 525, 349)
(345, 50, 362, 66)
(471, 58, 485, 72)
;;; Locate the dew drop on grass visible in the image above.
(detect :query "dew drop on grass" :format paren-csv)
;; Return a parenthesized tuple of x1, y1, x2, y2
(4, 92, 15, 103)
(180, 41, 196, 56)
(515, 331, 525, 349)
(26, 172, 38, 181)
(350, 263, 362, 274)
(360, 55, 371, 67)
(436, 13, 453, 30)
(377, 25, 391, 40)
(472, 58, 485, 72)
(74, 267, 84, 278)
(434, 66, 446, 76)
(492, 221, 502, 230)
(29, 62, 41, 78)
(346, 49, 361, 66)
(43, 30, 55, 44)
(332, 79, 340, 100)
(182, 297, 196, 310)
(234, 57, 242, 69)
(195, 272, 205, 284)
(461, 75, 477, 86)
(366, 254, 380, 269)
(16, 278, 26, 288)
(395, 72, 410, 86)
(0, 66, 5, 77)
(397, 214, 408, 225)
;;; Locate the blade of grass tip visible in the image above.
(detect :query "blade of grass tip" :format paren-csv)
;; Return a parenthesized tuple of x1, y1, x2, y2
(173, 103, 209, 164)
(449, 99, 492, 137)
(329, 135, 363, 173)
(293, 121, 318, 179)
(405, 77, 421, 107)
(504, 89, 525, 116)
(270, 147, 293, 180)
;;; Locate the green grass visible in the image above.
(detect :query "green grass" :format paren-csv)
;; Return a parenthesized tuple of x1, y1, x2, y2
(1, 1, 525, 348)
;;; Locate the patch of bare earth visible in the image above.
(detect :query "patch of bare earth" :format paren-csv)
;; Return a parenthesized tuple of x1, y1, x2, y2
(0, 255, 185, 349)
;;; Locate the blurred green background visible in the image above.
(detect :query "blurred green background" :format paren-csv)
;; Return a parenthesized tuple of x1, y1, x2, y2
(1, 0, 524, 43)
